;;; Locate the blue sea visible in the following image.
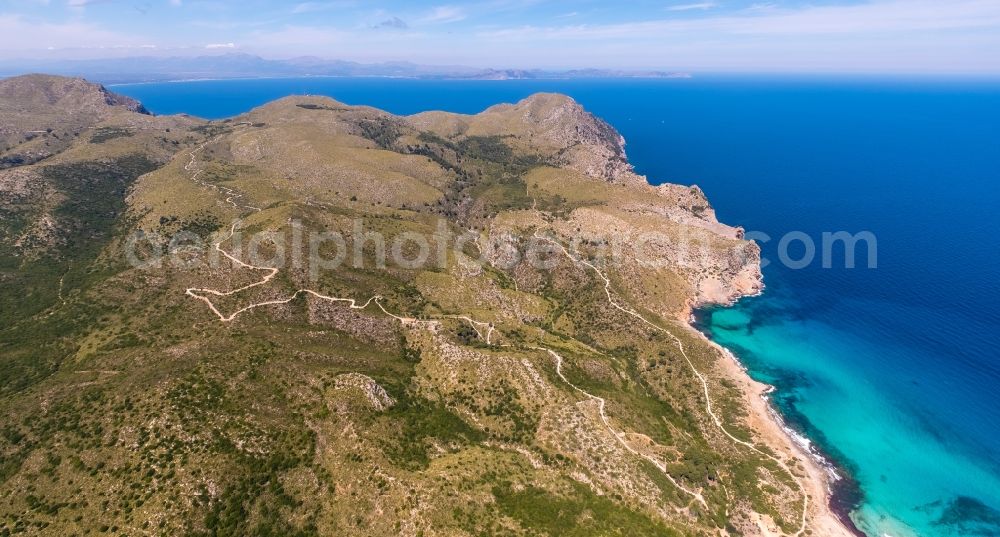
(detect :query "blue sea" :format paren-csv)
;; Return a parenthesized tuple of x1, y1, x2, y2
(115, 76, 1000, 536)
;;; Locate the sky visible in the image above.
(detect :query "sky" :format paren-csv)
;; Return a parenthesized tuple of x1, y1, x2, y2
(1, 0, 999, 73)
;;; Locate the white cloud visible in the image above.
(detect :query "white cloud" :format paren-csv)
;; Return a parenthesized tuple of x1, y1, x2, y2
(292, 2, 325, 14)
(666, 2, 717, 12)
(3, 0, 1000, 74)
(419, 5, 465, 24)
(0, 14, 139, 50)
(372, 17, 408, 30)
(248, 25, 351, 53)
(466, 0, 1000, 73)
(478, 0, 1000, 38)
(291, 1, 356, 15)
(66, 0, 112, 7)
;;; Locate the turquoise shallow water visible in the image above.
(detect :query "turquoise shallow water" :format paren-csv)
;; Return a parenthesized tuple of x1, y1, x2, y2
(698, 292, 1000, 536)
(114, 76, 1000, 536)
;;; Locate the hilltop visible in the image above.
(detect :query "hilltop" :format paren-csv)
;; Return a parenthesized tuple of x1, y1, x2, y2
(0, 74, 152, 167)
(0, 75, 848, 536)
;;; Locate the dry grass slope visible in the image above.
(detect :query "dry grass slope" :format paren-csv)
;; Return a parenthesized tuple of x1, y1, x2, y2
(0, 75, 843, 537)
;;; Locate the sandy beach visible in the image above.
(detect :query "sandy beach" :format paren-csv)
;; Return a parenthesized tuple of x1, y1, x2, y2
(690, 326, 860, 536)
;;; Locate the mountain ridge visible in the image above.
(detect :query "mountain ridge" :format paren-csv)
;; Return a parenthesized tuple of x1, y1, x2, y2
(0, 75, 851, 537)
(0, 54, 692, 85)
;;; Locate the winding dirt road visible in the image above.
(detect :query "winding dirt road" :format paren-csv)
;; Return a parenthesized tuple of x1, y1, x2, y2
(530, 345, 708, 509)
(180, 135, 807, 535)
(534, 229, 809, 536)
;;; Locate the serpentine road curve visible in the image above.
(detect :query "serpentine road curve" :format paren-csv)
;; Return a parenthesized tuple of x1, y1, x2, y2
(180, 138, 807, 535)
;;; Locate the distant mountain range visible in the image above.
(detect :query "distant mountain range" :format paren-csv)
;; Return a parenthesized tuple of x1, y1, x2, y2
(0, 53, 691, 84)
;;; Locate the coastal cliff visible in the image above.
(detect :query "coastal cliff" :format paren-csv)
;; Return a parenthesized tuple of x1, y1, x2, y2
(0, 75, 848, 536)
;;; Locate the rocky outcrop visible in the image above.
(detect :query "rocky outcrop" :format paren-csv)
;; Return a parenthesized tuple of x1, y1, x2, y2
(0, 74, 149, 117)
(410, 93, 647, 185)
(0, 74, 153, 169)
(99, 85, 150, 115)
(482, 93, 646, 185)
